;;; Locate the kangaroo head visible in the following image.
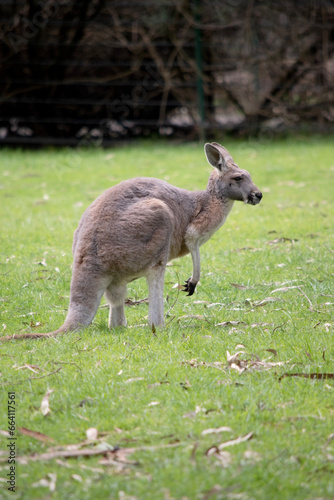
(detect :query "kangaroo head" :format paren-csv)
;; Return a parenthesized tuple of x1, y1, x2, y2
(204, 142, 262, 205)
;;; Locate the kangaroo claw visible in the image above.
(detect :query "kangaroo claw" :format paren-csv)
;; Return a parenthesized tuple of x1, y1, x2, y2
(182, 279, 196, 296)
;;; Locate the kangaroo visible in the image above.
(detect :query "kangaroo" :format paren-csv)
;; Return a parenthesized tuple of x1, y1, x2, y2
(1, 143, 262, 341)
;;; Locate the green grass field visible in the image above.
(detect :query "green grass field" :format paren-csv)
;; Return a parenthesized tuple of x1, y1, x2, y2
(0, 136, 334, 500)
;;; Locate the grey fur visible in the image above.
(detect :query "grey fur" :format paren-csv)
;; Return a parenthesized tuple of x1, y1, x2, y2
(1, 143, 262, 341)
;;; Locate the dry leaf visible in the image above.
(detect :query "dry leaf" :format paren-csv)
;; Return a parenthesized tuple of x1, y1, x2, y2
(183, 406, 206, 419)
(226, 350, 285, 374)
(226, 351, 244, 365)
(80, 464, 105, 473)
(195, 405, 206, 413)
(218, 431, 253, 450)
(86, 428, 98, 440)
(217, 321, 247, 327)
(172, 283, 184, 290)
(56, 459, 72, 468)
(182, 358, 207, 368)
(268, 237, 298, 244)
(147, 380, 169, 388)
(201, 426, 233, 436)
(213, 450, 232, 467)
(243, 450, 261, 463)
(205, 446, 233, 467)
(41, 389, 54, 416)
(32, 478, 51, 488)
(228, 327, 247, 335)
(178, 314, 207, 321)
(230, 363, 246, 374)
(253, 297, 280, 307)
(180, 377, 193, 390)
(206, 446, 218, 457)
(99, 449, 140, 467)
(34, 258, 47, 267)
(251, 323, 274, 328)
(71, 474, 83, 482)
(15, 364, 40, 373)
(32, 473, 57, 492)
(271, 286, 303, 294)
(125, 298, 149, 306)
(230, 283, 248, 290)
(75, 414, 89, 421)
(124, 377, 144, 383)
(18, 427, 55, 443)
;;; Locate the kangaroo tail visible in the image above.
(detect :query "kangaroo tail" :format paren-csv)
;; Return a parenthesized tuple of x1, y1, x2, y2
(0, 324, 78, 342)
(1, 273, 107, 342)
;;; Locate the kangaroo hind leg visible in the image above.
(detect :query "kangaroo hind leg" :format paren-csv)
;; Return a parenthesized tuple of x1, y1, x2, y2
(105, 283, 128, 327)
(63, 269, 110, 333)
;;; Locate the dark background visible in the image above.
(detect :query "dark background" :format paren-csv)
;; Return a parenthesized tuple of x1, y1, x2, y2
(0, 0, 334, 145)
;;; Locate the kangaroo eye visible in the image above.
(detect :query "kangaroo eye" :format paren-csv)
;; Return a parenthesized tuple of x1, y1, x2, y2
(234, 176, 242, 181)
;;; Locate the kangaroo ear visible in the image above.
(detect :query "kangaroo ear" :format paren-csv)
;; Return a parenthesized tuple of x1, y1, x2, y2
(204, 143, 229, 172)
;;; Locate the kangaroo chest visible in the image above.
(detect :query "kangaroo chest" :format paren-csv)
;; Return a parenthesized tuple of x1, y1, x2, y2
(185, 198, 234, 249)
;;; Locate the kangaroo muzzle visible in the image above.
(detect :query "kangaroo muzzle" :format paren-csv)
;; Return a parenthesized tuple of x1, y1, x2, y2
(247, 190, 263, 205)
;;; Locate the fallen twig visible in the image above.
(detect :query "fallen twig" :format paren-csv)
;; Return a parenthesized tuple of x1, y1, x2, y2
(279, 372, 334, 382)
(0, 442, 182, 464)
(0, 367, 62, 387)
(297, 286, 315, 311)
(18, 427, 55, 443)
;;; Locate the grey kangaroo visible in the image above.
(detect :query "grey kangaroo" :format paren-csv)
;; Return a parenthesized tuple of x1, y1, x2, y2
(1, 143, 262, 341)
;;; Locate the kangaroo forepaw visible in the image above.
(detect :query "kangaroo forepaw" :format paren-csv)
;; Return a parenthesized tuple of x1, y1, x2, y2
(182, 278, 196, 296)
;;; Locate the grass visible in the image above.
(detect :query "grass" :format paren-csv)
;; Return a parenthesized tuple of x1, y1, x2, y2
(0, 136, 333, 500)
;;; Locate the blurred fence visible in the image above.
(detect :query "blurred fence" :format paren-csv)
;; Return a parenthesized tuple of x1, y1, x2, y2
(0, 0, 334, 146)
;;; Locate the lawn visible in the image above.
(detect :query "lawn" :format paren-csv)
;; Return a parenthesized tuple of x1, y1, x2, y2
(0, 136, 334, 500)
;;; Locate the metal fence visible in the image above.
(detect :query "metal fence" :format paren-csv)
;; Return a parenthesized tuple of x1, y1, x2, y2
(0, 0, 334, 146)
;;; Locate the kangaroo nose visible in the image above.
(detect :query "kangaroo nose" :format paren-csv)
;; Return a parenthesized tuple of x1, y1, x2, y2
(256, 192, 262, 200)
